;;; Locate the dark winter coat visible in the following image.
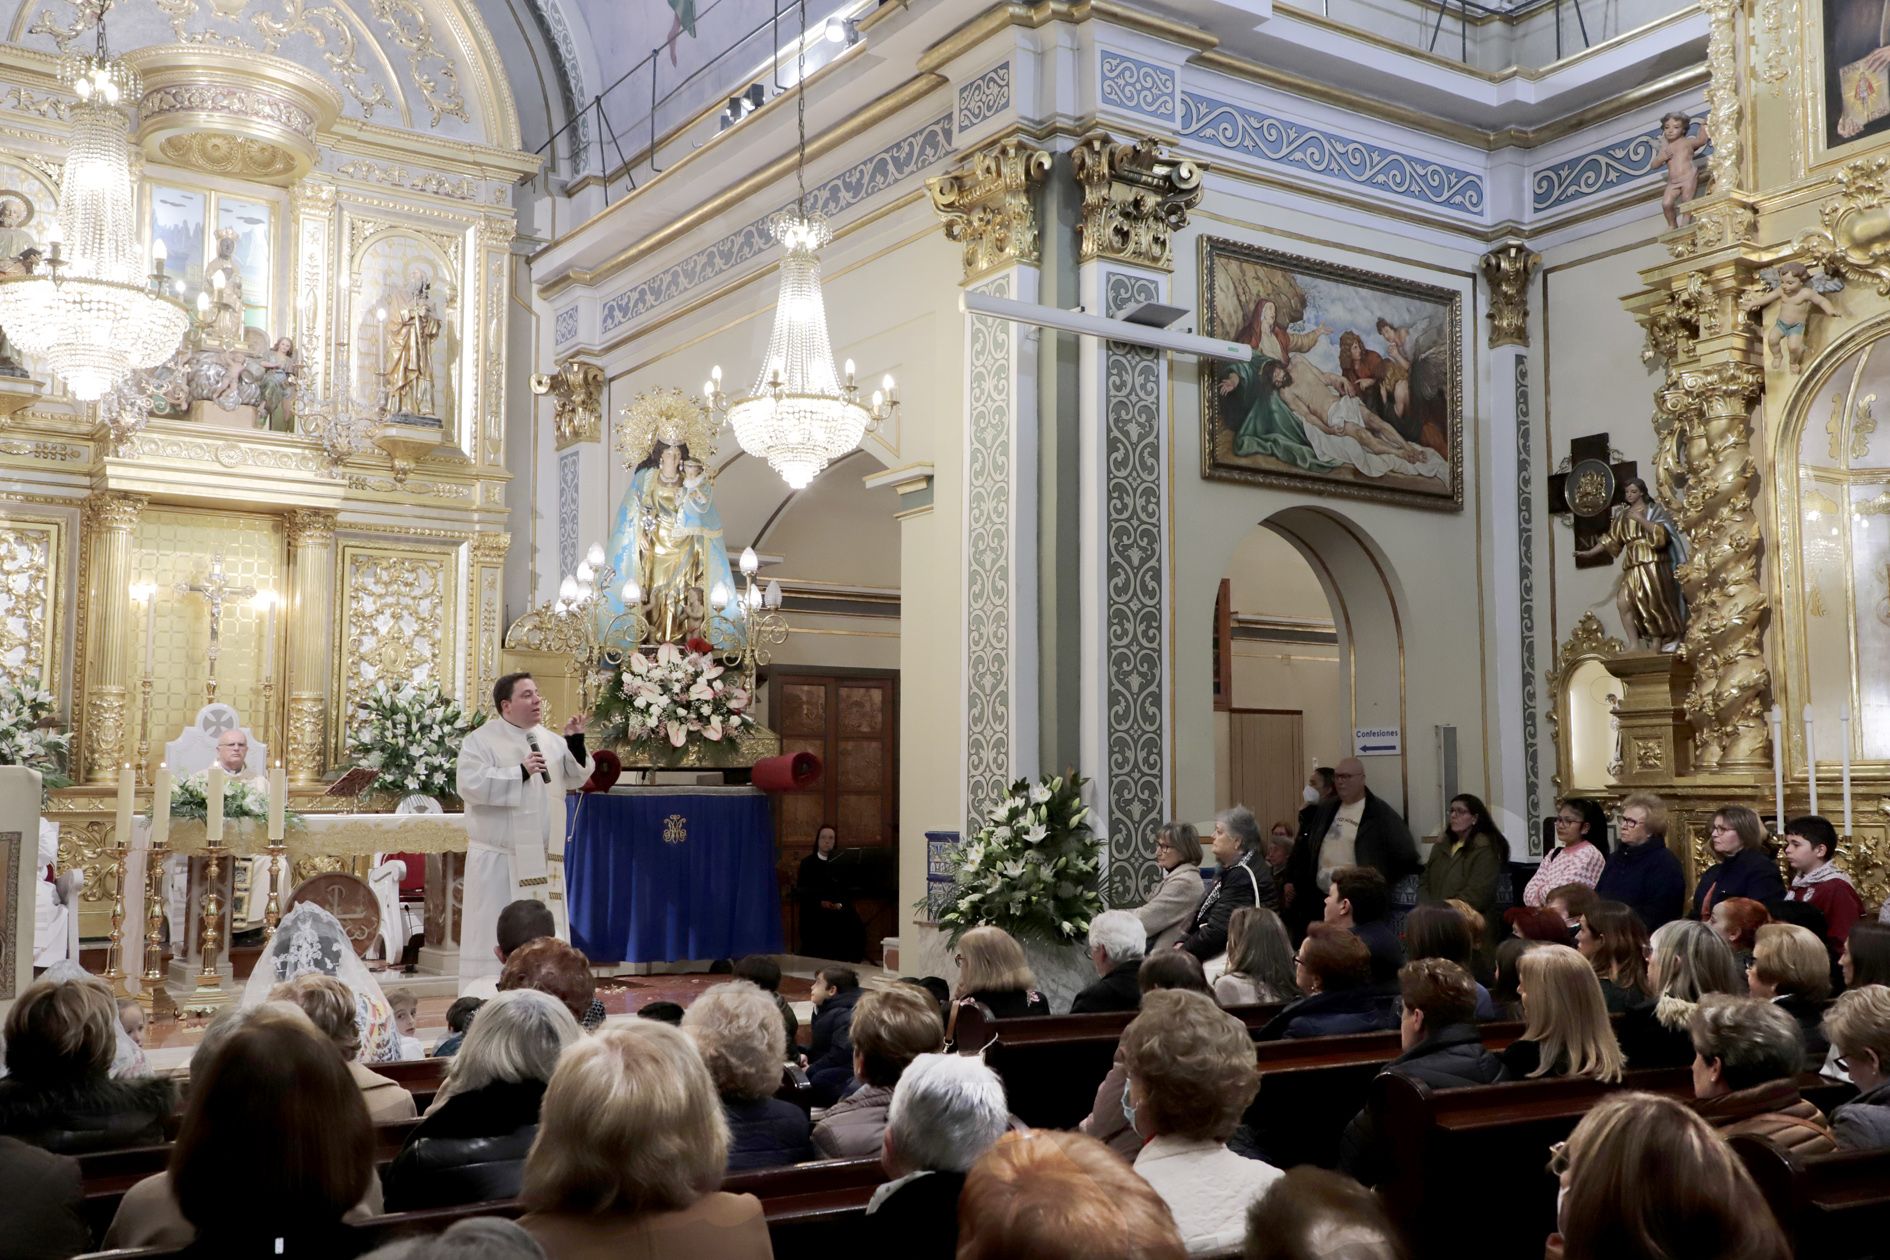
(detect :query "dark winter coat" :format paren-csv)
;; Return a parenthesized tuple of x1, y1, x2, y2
(807, 985, 865, 1104)
(865, 1169, 968, 1260)
(722, 1093, 815, 1172)
(1258, 985, 1398, 1041)
(1691, 847, 1788, 918)
(382, 1078, 546, 1211)
(1182, 851, 1277, 960)
(1339, 1023, 1506, 1183)
(1594, 837, 1687, 933)
(0, 1074, 174, 1155)
(1070, 961, 1143, 1015)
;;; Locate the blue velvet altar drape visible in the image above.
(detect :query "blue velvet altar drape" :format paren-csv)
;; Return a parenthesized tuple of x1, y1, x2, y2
(565, 790, 784, 963)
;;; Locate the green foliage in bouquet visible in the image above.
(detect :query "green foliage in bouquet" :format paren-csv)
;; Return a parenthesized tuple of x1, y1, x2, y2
(348, 681, 485, 800)
(929, 773, 1103, 946)
(168, 769, 301, 825)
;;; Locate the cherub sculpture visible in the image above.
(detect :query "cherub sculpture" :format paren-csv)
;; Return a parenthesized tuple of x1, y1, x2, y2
(1741, 263, 1844, 374)
(1657, 112, 1711, 229)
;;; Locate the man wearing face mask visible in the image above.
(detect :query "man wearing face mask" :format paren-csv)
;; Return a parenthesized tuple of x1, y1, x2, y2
(1282, 769, 1336, 932)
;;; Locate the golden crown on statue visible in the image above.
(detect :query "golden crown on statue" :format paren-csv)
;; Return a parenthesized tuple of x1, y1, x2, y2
(616, 387, 719, 465)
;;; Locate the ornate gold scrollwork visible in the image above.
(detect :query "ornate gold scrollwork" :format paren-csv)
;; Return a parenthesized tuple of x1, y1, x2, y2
(1479, 240, 1540, 349)
(1070, 134, 1204, 273)
(1799, 156, 1890, 294)
(924, 138, 1052, 284)
(529, 360, 605, 451)
(1657, 361, 1768, 769)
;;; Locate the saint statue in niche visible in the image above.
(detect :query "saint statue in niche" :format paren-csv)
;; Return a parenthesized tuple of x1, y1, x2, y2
(203, 227, 246, 349)
(384, 279, 442, 418)
(607, 439, 736, 645)
(0, 192, 38, 376)
(1575, 478, 1691, 649)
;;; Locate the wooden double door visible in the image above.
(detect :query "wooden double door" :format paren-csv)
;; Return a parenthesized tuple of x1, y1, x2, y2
(768, 669, 898, 962)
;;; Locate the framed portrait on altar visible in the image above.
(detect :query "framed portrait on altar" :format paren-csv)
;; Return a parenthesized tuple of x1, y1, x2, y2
(1198, 236, 1463, 510)
(1807, 0, 1890, 168)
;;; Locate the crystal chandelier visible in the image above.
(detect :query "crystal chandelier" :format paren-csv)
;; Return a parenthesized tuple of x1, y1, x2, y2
(0, 9, 190, 402)
(703, 2, 896, 490)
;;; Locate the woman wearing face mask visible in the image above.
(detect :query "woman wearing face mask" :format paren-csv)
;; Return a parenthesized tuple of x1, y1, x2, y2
(1417, 794, 1508, 954)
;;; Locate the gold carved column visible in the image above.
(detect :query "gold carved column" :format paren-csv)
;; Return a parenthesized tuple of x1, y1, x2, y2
(468, 532, 508, 717)
(283, 508, 337, 785)
(79, 492, 147, 786)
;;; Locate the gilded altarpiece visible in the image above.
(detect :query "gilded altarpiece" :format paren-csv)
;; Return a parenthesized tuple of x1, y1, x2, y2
(333, 541, 459, 763)
(0, 511, 66, 695)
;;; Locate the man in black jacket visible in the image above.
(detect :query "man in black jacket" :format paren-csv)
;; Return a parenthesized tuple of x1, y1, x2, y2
(1340, 958, 1506, 1184)
(1284, 758, 1419, 939)
(1069, 910, 1147, 1014)
(1179, 806, 1279, 960)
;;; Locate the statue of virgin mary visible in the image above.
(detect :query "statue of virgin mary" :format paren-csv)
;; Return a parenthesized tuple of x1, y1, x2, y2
(606, 439, 737, 645)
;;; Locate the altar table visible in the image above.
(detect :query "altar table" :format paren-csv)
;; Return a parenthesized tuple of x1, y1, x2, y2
(564, 787, 783, 964)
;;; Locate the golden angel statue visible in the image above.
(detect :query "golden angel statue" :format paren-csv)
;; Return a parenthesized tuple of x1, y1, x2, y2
(1575, 477, 1690, 649)
(384, 279, 443, 418)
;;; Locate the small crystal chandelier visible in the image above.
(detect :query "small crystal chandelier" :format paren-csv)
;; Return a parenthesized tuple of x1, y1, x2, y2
(0, 6, 190, 402)
(703, 2, 896, 490)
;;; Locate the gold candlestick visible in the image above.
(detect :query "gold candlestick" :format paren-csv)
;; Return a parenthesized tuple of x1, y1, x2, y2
(191, 843, 228, 1004)
(264, 843, 286, 939)
(139, 834, 176, 1020)
(102, 835, 133, 997)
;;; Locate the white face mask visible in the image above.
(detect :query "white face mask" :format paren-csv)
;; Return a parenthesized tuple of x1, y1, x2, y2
(1556, 1182, 1568, 1233)
(1120, 1080, 1140, 1137)
(1303, 785, 1321, 804)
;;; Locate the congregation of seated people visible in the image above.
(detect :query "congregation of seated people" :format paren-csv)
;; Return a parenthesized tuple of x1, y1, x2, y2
(13, 795, 1890, 1260)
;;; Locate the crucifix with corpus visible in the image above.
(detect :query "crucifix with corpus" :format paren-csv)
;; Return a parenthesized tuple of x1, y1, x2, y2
(1548, 433, 1636, 568)
(175, 551, 256, 704)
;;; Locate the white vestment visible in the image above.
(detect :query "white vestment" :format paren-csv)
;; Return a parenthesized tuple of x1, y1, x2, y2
(34, 818, 78, 967)
(454, 719, 592, 991)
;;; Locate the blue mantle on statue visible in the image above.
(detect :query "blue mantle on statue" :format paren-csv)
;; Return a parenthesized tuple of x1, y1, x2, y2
(565, 787, 783, 964)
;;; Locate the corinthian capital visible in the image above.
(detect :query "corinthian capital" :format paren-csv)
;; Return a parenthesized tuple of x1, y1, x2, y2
(924, 138, 1052, 284)
(1070, 133, 1204, 272)
(1479, 240, 1540, 349)
(82, 491, 146, 533)
(283, 508, 338, 547)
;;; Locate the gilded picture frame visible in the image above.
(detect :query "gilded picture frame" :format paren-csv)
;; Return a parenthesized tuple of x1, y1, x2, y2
(1198, 236, 1464, 510)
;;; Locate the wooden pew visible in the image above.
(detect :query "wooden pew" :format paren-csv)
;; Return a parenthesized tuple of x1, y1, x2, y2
(1238, 1021, 1526, 1170)
(960, 1002, 1282, 1129)
(1377, 1069, 1855, 1259)
(74, 1157, 889, 1260)
(1732, 1133, 1890, 1260)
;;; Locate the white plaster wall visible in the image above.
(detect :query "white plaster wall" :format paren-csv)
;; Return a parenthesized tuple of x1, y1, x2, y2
(1171, 180, 1496, 844)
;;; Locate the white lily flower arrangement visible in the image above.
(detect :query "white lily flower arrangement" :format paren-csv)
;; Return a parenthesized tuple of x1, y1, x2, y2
(0, 675, 71, 802)
(347, 681, 484, 800)
(932, 772, 1102, 945)
(619, 640, 753, 749)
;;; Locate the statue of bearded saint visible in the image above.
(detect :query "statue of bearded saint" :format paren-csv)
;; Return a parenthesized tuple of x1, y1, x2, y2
(384, 279, 443, 418)
(203, 228, 246, 350)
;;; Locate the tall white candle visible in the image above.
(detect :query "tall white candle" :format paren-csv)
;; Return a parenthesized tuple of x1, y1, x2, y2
(115, 762, 134, 842)
(1770, 704, 1786, 832)
(151, 765, 172, 849)
(269, 763, 286, 841)
(1842, 706, 1855, 834)
(1805, 706, 1819, 817)
(206, 765, 225, 846)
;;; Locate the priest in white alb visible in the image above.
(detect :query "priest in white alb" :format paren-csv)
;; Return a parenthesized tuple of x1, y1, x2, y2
(454, 671, 592, 991)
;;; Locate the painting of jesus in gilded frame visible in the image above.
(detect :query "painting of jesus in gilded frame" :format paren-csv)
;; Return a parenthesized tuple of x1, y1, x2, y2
(1199, 236, 1463, 510)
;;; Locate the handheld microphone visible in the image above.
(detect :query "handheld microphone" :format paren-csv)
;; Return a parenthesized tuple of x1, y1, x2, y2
(526, 732, 550, 783)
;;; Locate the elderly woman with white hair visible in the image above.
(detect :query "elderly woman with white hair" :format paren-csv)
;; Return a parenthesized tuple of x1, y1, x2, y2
(382, 989, 582, 1211)
(1071, 909, 1150, 1013)
(683, 979, 814, 1171)
(1180, 806, 1280, 963)
(866, 1052, 1012, 1257)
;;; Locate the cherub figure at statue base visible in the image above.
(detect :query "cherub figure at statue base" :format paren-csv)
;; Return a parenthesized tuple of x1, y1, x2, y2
(1657, 111, 1711, 229)
(1741, 263, 1844, 374)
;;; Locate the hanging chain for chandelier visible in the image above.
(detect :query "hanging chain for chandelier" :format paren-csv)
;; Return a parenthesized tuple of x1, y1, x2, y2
(0, 1, 189, 404)
(701, 1, 897, 490)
